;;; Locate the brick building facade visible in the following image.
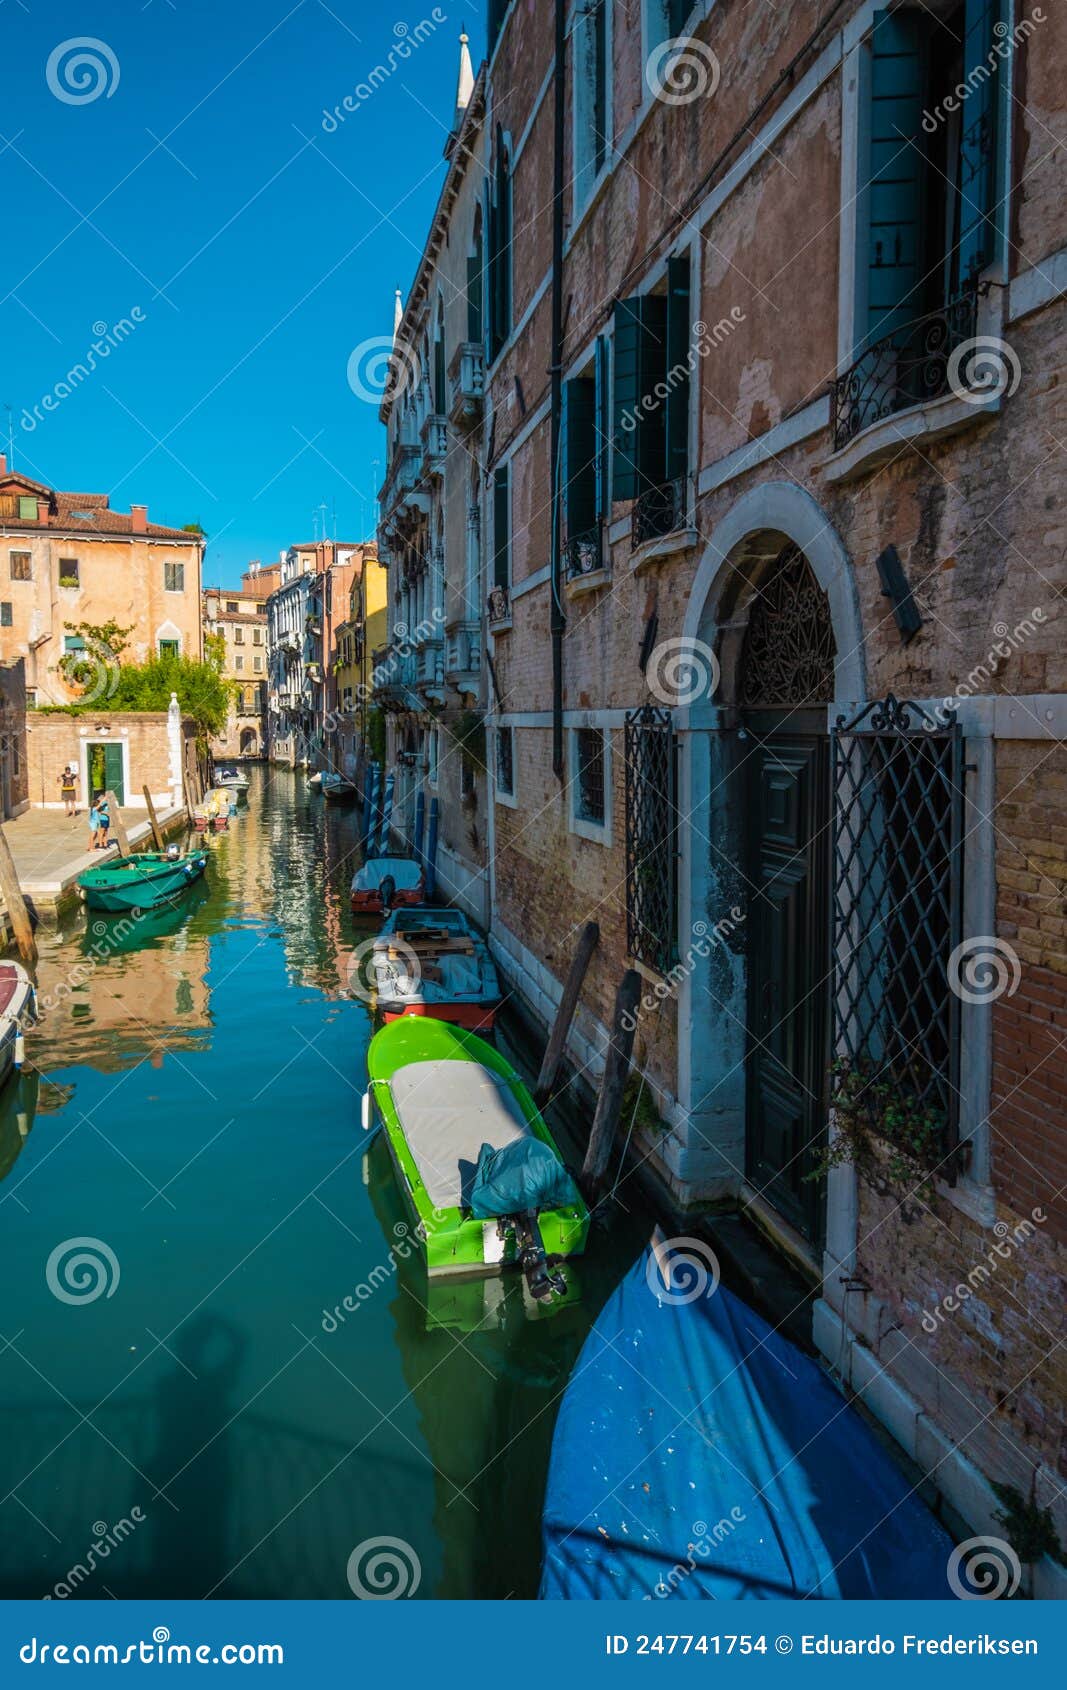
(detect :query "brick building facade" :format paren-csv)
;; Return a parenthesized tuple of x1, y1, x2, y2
(378, 0, 1066, 1582)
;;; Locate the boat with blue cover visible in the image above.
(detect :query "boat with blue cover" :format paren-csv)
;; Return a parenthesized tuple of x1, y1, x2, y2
(540, 1234, 958, 1600)
(371, 906, 501, 1031)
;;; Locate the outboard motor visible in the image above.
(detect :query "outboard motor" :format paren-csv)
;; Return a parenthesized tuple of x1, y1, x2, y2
(378, 874, 397, 912)
(506, 1211, 567, 1301)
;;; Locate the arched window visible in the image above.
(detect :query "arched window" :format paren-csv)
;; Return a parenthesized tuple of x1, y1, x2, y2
(488, 127, 512, 358)
(433, 295, 446, 415)
(467, 207, 483, 344)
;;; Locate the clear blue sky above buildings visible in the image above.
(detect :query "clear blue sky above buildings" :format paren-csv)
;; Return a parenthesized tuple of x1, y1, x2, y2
(4, 1, 482, 586)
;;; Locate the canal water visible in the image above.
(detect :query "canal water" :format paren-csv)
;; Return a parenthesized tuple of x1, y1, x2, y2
(0, 768, 656, 1600)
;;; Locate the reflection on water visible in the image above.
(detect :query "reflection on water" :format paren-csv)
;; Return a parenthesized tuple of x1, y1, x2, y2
(0, 767, 651, 1599)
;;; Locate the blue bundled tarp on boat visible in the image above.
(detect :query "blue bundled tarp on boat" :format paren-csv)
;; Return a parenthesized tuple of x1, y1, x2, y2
(540, 1243, 957, 1600)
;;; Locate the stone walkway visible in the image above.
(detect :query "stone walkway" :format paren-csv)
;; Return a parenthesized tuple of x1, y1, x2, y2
(2, 802, 186, 918)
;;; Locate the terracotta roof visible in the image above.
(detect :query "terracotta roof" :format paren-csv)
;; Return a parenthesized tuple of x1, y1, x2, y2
(0, 471, 201, 542)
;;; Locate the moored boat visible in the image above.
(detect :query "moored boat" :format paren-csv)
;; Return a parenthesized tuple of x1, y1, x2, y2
(371, 906, 501, 1031)
(321, 772, 358, 803)
(214, 767, 250, 795)
(193, 789, 232, 831)
(0, 962, 37, 1090)
(350, 855, 425, 916)
(364, 1018, 588, 1296)
(539, 1233, 957, 1600)
(77, 849, 209, 913)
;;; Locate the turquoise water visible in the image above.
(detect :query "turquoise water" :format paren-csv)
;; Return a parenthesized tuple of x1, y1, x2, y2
(0, 768, 651, 1600)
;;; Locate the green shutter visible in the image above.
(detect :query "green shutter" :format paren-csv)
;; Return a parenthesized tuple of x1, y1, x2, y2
(665, 254, 691, 483)
(593, 0, 607, 174)
(638, 294, 668, 492)
(958, 0, 1000, 284)
(866, 8, 927, 344)
(493, 466, 510, 589)
(562, 375, 598, 539)
(612, 297, 643, 502)
(466, 248, 483, 342)
(667, 0, 691, 34)
(594, 335, 610, 521)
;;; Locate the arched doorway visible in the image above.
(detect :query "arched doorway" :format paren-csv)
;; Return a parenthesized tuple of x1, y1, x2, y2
(736, 544, 836, 1241)
(240, 728, 257, 757)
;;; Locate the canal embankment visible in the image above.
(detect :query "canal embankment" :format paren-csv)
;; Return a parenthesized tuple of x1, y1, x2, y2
(0, 800, 187, 933)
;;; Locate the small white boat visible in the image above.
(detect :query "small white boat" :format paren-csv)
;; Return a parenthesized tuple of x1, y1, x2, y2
(0, 962, 36, 1090)
(308, 770, 324, 789)
(214, 767, 250, 793)
(321, 773, 358, 804)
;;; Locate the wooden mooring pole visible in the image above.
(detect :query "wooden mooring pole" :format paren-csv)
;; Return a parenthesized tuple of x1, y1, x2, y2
(143, 785, 164, 850)
(535, 921, 599, 1105)
(103, 792, 130, 857)
(0, 824, 37, 966)
(581, 968, 642, 1199)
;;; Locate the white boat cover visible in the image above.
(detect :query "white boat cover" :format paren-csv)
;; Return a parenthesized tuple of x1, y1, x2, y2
(387, 1059, 531, 1209)
(351, 858, 422, 894)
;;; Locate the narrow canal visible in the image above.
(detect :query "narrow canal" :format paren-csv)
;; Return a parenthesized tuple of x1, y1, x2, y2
(0, 768, 657, 1600)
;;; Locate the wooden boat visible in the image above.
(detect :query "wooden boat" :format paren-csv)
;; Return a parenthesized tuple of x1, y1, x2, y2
(371, 906, 501, 1031)
(364, 1018, 588, 1295)
(350, 855, 424, 916)
(321, 772, 358, 803)
(0, 962, 36, 1090)
(192, 788, 232, 831)
(539, 1233, 957, 1600)
(77, 849, 208, 913)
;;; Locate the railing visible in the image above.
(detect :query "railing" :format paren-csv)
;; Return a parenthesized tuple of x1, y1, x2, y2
(420, 413, 448, 477)
(447, 343, 484, 429)
(565, 524, 604, 580)
(631, 476, 685, 549)
(831, 289, 979, 451)
(486, 584, 511, 626)
(416, 637, 444, 690)
(379, 443, 423, 514)
(444, 621, 481, 682)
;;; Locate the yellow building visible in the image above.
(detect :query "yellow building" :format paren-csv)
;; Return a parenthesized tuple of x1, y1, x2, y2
(202, 569, 269, 759)
(0, 457, 204, 704)
(328, 548, 387, 777)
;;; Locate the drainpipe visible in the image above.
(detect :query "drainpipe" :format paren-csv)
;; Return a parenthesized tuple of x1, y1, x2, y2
(549, 0, 566, 781)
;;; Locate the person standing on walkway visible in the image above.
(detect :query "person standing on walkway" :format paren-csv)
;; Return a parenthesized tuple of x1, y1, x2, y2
(96, 794, 111, 850)
(59, 764, 78, 816)
(87, 800, 101, 852)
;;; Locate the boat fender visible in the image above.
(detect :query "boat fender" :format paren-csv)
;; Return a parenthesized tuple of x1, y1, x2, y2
(13, 1031, 25, 1070)
(379, 875, 396, 912)
(361, 1090, 372, 1132)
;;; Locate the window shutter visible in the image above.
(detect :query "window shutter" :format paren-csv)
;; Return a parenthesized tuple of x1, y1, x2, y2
(592, 0, 607, 174)
(467, 249, 483, 342)
(638, 294, 668, 491)
(958, 0, 999, 284)
(493, 466, 510, 589)
(612, 297, 643, 502)
(433, 334, 446, 414)
(667, 0, 692, 35)
(866, 8, 927, 345)
(665, 254, 691, 483)
(594, 334, 610, 521)
(562, 375, 598, 539)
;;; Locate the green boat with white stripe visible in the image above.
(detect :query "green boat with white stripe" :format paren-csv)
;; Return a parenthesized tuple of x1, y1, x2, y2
(364, 1019, 589, 1298)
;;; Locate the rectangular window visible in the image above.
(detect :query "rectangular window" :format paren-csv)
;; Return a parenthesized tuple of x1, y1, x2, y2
(235, 655, 244, 671)
(573, 727, 609, 838)
(164, 560, 185, 592)
(0, 602, 11, 627)
(227, 600, 239, 612)
(612, 255, 690, 539)
(563, 336, 610, 576)
(233, 627, 244, 644)
(58, 558, 80, 587)
(496, 725, 514, 797)
(253, 655, 263, 672)
(625, 704, 678, 973)
(9, 552, 32, 582)
(487, 141, 512, 358)
(17, 496, 38, 521)
(493, 464, 510, 590)
(574, 0, 608, 206)
(253, 627, 263, 645)
(159, 639, 179, 658)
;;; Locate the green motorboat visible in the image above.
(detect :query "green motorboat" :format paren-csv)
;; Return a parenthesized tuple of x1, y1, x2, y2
(77, 849, 209, 913)
(364, 1018, 589, 1299)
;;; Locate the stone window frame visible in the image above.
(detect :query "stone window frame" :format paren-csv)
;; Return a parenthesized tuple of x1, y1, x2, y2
(494, 724, 517, 808)
(9, 550, 32, 583)
(570, 0, 613, 220)
(568, 722, 613, 846)
(163, 559, 185, 593)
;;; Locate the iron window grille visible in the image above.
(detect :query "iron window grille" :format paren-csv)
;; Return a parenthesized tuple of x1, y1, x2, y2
(575, 727, 606, 825)
(831, 288, 978, 450)
(496, 725, 514, 796)
(832, 695, 965, 1170)
(631, 476, 685, 549)
(625, 703, 678, 974)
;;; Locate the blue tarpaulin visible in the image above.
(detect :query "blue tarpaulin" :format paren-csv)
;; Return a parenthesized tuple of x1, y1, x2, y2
(540, 1244, 957, 1600)
(469, 1137, 579, 1220)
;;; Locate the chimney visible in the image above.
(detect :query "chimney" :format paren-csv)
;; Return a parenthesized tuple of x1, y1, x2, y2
(0, 454, 6, 475)
(130, 503, 147, 532)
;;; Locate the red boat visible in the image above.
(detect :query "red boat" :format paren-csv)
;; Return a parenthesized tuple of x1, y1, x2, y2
(370, 907, 501, 1032)
(350, 856, 425, 917)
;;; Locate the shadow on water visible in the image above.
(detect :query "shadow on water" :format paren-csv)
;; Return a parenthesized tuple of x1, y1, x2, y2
(0, 766, 660, 1598)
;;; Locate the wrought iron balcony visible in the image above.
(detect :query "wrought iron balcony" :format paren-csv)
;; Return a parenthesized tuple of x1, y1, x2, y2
(565, 524, 604, 581)
(380, 442, 426, 516)
(420, 413, 448, 478)
(831, 289, 979, 451)
(631, 476, 685, 549)
(447, 342, 484, 429)
(486, 584, 511, 627)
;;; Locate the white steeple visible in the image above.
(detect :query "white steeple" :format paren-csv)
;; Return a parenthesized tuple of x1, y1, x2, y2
(392, 287, 403, 343)
(453, 27, 474, 132)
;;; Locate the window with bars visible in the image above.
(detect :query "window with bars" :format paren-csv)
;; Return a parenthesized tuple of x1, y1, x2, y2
(832, 696, 965, 1167)
(496, 724, 514, 797)
(571, 726, 611, 845)
(625, 703, 677, 973)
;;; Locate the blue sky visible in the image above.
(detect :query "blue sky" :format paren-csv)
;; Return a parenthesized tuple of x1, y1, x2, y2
(3, 1, 482, 586)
